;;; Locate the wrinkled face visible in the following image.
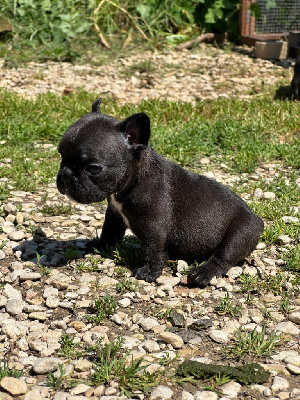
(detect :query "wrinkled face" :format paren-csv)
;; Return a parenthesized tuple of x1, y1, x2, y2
(57, 113, 133, 204)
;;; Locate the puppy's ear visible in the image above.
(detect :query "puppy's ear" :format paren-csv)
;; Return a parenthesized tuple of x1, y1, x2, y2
(118, 113, 150, 149)
(92, 98, 102, 113)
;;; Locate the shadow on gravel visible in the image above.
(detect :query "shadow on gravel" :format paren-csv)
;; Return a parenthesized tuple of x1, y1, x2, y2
(12, 234, 143, 275)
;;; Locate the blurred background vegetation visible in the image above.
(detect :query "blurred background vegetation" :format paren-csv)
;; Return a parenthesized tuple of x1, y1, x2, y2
(0, 0, 241, 63)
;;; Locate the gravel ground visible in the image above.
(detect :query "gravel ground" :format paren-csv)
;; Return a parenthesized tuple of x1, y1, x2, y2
(0, 44, 294, 103)
(0, 45, 299, 400)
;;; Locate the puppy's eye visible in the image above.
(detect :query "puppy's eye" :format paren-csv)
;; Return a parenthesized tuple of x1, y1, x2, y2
(86, 164, 103, 175)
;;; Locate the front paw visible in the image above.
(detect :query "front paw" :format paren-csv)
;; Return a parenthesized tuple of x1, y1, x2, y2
(85, 238, 104, 254)
(134, 265, 162, 283)
(187, 266, 212, 288)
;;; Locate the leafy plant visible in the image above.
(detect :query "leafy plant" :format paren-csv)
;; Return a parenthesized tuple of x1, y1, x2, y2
(47, 363, 69, 390)
(36, 253, 52, 276)
(0, 240, 8, 250)
(0, 0, 95, 43)
(195, 0, 240, 41)
(40, 203, 72, 216)
(0, 361, 23, 379)
(214, 292, 241, 317)
(283, 245, 300, 274)
(72, 255, 103, 272)
(59, 333, 82, 359)
(226, 324, 287, 358)
(92, 0, 202, 48)
(89, 337, 157, 396)
(63, 246, 80, 261)
(86, 294, 117, 324)
(279, 292, 294, 315)
(116, 277, 139, 293)
(238, 272, 291, 296)
(112, 236, 144, 268)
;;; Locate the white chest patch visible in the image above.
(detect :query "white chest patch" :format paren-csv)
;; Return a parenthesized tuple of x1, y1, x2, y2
(110, 194, 131, 229)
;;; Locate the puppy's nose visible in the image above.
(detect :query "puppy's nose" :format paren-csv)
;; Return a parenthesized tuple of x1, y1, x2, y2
(60, 166, 73, 182)
(57, 166, 73, 189)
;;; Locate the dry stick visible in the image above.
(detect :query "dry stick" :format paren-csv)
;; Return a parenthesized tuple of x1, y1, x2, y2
(93, 0, 111, 48)
(105, 0, 150, 41)
(176, 33, 227, 50)
(122, 30, 133, 49)
(93, 0, 150, 48)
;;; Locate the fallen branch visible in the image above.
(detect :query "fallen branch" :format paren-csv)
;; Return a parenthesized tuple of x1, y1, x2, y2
(176, 33, 227, 50)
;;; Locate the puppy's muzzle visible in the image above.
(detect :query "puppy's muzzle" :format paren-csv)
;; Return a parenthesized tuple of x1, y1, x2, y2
(57, 166, 74, 194)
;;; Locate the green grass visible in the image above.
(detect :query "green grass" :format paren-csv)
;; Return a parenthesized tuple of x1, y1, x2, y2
(226, 324, 287, 359)
(0, 360, 23, 379)
(0, 90, 299, 196)
(214, 292, 241, 317)
(238, 271, 298, 296)
(116, 277, 139, 293)
(86, 294, 117, 324)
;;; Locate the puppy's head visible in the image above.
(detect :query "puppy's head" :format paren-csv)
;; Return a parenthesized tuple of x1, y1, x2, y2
(57, 99, 150, 204)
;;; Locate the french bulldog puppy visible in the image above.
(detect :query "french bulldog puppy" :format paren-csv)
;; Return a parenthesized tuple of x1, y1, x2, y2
(291, 57, 300, 100)
(57, 99, 264, 287)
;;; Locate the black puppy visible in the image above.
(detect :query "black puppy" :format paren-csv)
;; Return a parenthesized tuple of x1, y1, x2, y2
(291, 57, 300, 100)
(57, 99, 264, 287)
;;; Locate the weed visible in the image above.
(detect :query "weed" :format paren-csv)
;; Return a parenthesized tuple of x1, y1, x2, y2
(112, 236, 144, 268)
(36, 253, 52, 276)
(63, 247, 80, 261)
(279, 292, 294, 315)
(0, 361, 23, 379)
(114, 266, 131, 277)
(214, 293, 241, 317)
(47, 363, 69, 391)
(167, 260, 179, 274)
(152, 306, 172, 319)
(200, 372, 231, 393)
(238, 272, 289, 296)
(89, 337, 157, 396)
(116, 277, 138, 293)
(26, 223, 39, 235)
(72, 255, 103, 272)
(86, 294, 117, 324)
(40, 203, 72, 216)
(226, 324, 287, 359)
(59, 334, 81, 359)
(0, 240, 8, 250)
(283, 245, 300, 274)
(122, 60, 156, 77)
(245, 293, 255, 305)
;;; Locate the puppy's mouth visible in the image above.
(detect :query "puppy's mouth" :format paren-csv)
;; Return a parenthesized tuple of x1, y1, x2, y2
(57, 175, 108, 204)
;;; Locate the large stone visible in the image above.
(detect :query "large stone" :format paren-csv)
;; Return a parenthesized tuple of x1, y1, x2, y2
(0, 377, 27, 396)
(284, 354, 300, 367)
(138, 317, 160, 331)
(194, 391, 218, 400)
(24, 389, 43, 400)
(208, 329, 229, 344)
(150, 385, 174, 400)
(8, 230, 25, 242)
(5, 299, 24, 316)
(157, 331, 184, 349)
(220, 381, 242, 397)
(32, 357, 62, 374)
(288, 311, 300, 324)
(275, 321, 300, 335)
(271, 376, 289, 391)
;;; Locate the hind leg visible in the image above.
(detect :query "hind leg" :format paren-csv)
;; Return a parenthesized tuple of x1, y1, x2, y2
(188, 214, 263, 288)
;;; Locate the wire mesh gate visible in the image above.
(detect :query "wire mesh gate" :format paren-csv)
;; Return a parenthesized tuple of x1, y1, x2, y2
(240, 0, 300, 45)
